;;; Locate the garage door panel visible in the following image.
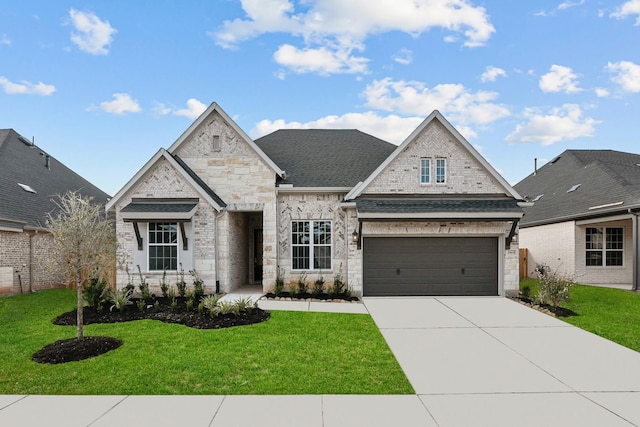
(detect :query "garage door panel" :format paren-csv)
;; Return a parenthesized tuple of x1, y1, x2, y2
(363, 237, 498, 296)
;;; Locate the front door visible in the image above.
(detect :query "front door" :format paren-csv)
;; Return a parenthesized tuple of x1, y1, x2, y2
(253, 229, 263, 283)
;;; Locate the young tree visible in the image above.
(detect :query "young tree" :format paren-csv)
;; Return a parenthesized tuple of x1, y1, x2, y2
(47, 191, 116, 339)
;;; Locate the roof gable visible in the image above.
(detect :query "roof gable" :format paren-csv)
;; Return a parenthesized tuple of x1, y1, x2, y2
(105, 149, 225, 212)
(167, 102, 284, 178)
(514, 150, 640, 226)
(254, 129, 396, 188)
(0, 129, 109, 230)
(347, 110, 521, 200)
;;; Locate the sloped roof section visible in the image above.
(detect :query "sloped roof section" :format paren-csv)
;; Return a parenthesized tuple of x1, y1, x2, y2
(254, 129, 396, 188)
(105, 149, 225, 212)
(514, 149, 640, 227)
(0, 129, 110, 230)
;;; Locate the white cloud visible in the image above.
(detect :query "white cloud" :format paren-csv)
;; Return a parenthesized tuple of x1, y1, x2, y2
(0, 34, 10, 45)
(153, 99, 207, 120)
(505, 104, 600, 145)
(252, 111, 423, 144)
(607, 60, 640, 92)
(173, 98, 207, 119)
(68, 9, 117, 55)
(363, 78, 510, 127)
(558, 0, 585, 10)
(611, 0, 640, 25)
(481, 66, 506, 82)
(99, 93, 141, 115)
(595, 87, 610, 97)
(273, 43, 368, 75)
(539, 64, 582, 93)
(212, 0, 494, 75)
(393, 48, 413, 65)
(0, 76, 55, 95)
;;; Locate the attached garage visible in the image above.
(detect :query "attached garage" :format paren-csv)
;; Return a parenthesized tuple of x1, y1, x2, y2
(363, 236, 498, 296)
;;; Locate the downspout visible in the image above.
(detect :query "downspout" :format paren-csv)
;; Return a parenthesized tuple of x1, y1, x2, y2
(630, 209, 639, 291)
(214, 211, 222, 294)
(29, 231, 33, 292)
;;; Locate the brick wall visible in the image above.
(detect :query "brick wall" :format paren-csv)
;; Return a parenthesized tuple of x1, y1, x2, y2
(364, 120, 504, 195)
(276, 192, 347, 292)
(519, 222, 576, 279)
(0, 230, 61, 296)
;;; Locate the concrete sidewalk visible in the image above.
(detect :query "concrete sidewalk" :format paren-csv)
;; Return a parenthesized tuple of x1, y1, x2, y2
(2, 297, 640, 426)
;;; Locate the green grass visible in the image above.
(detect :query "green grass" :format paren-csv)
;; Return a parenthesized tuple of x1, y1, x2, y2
(520, 279, 640, 353)
(0, 289, 413, 395)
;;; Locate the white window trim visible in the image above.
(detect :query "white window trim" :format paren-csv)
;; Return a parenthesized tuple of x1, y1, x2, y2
(291, 220, 332, 271)
(435, 158, 447, 184)
(420, 158, 431, 185)
(585, 226, 624, 268)
(147, 222, 180, 272)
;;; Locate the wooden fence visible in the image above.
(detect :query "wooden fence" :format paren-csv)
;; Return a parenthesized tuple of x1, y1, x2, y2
(519, 248, 528, 280)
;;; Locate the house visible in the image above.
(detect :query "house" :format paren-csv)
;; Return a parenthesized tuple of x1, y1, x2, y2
(514, 150, 640, 290)
(106, 103, 524, 297)
(0, 129, 111, 296)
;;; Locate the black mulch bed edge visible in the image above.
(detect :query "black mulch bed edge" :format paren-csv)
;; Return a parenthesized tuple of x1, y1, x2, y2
(32, 336, 123, 364)
(38, 299, 271, 364)
(263, 292, 359, 302)
(511, 297, 578, 318)
(52, 301, 271, 330)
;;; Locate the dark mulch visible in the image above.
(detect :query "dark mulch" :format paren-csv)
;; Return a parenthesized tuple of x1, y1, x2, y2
(37, 298, 270, 364)
(263, 291, 359, 302)
(512, 297, 578, 318)
(52, 298, 270, 330)
(32, 336, 123, 364)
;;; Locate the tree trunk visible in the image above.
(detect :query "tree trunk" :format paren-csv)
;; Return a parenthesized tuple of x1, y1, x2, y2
(76, 269, 83, 339)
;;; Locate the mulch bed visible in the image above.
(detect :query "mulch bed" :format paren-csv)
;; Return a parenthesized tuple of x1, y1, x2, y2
(263, 291, 359, 302)
(32, 336, 123, 364)
(511, 297, 577, 318)
(34, 298, 270, 364)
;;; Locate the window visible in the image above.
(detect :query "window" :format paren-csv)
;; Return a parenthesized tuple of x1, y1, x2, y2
(291, 220, 331, 270)
(149, 222, 178, 271)
(420, 158, 431, 184)
(212, 135, 221, 151)
(586, 227, 623, 267)
(436, 159, 446, 183)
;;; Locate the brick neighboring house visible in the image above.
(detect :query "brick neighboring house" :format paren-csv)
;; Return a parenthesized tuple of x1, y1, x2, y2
(514, 150, 640, 290)
(107, 103, 524, 297)
(0, 129, 110, 296)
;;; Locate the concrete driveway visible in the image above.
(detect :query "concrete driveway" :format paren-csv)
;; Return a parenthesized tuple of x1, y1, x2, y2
(364, 296, 640, 426)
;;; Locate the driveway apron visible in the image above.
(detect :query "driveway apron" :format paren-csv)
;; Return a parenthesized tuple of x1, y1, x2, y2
(364, 296, 640, 427)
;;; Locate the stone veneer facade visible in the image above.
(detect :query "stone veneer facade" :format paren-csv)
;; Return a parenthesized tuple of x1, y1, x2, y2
(113, 110, 277, 294)
(111, 107, 520, 297)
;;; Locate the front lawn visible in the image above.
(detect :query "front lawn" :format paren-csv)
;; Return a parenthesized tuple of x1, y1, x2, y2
(520, 279, 640, 353)
(0, 289, 413, 395)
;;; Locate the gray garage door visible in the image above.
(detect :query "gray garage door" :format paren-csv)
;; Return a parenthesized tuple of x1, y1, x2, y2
(363, 237, 498, 296)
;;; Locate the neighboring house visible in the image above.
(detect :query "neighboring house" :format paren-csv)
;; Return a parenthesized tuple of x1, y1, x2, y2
(0, 129, 110, 296)
(514, 150, 640, 290)
(106, 103, 524, 297)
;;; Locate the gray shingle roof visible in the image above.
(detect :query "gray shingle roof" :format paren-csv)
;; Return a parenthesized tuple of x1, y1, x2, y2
(514, 150, 640, 227)
(121, 202, 198, 213)
(356, 197, 522, 214)
(254, 129, 396, 188)
(0, 129, 110, 229)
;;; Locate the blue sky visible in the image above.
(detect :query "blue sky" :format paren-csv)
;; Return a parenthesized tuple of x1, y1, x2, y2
(2, 0, 640, 196)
